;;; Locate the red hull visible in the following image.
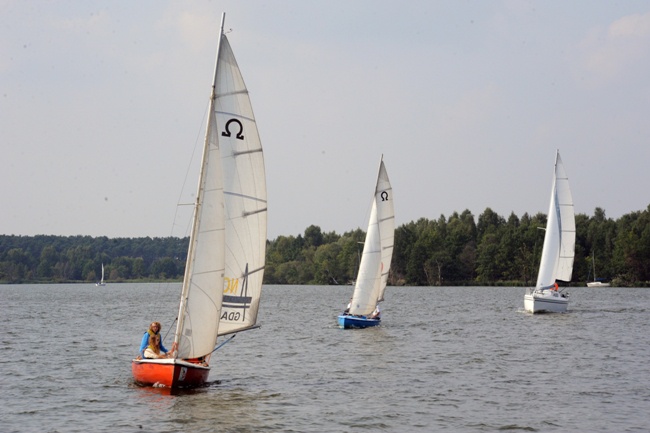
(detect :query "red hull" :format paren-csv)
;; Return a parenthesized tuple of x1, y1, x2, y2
(131, 359, 210, 388)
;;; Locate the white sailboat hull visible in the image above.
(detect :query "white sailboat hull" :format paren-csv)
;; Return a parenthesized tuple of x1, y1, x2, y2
(587, 281, 610, 288)
(524, 289, 568, 313)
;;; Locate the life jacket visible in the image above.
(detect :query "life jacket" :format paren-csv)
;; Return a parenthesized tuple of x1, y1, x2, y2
(146, 330, 161, 354)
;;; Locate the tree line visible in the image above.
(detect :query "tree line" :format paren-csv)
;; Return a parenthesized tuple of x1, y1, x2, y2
(1, 205, 649, 286)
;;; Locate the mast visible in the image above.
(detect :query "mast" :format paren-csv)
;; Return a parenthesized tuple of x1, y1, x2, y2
(173, 13, 227, 359)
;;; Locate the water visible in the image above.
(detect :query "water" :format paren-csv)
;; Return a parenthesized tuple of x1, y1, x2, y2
(1, 284, 649, 432)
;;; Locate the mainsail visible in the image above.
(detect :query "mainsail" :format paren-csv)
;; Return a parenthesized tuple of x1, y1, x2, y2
(377, 160, 394, 302)
(216, 35, 267, 336)
(349, 157, 394, 315)
(535, 150, 575, 289)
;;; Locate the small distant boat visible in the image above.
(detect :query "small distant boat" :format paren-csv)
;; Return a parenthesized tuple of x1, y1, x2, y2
(96, 263, 106, 287)
(338, 156, 395, 329)
(524, 150, 575, 313)
(132, 13, 267, 388)
(587, 250, 610, 287)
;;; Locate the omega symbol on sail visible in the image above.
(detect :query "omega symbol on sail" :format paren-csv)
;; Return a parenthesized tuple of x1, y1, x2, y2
(222, 119, 245, 140)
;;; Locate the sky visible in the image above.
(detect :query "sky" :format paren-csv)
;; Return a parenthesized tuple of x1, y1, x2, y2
(2, 1, 650, 240)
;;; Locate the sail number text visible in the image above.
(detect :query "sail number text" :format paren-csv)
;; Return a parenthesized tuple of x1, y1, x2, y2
(220, 311, 241, 321)
(224, 277, 239, 294)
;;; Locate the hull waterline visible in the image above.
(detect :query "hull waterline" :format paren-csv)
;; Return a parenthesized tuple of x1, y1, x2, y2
(131, 358, 210, 388)
(338, 315, 381, 329)
(524, 289, 568, 313)
(587, 281, 611, 288)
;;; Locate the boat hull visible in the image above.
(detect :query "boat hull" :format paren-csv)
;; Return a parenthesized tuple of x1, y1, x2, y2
(524, 289, 568, 313)
(337, 315, 381, 329)
(131, 358, 210, 388)
(587, 281, 610, 288)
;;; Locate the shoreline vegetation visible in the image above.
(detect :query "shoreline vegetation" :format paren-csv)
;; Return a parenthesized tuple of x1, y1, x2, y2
(2, 205, 649, 287)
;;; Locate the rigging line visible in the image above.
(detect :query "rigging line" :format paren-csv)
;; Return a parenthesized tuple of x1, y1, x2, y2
(210, 334, 237, 354)
(163, 317, 178, 342)
(170, 99, 211, 238)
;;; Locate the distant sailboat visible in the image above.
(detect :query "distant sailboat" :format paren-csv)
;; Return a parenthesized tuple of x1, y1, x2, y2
(587, 250, 610, 287)
(338, 156, 395, 329)
(96, 263, 106, 287)
(131, 13, 267, 388)
(524, 150, 575, 313)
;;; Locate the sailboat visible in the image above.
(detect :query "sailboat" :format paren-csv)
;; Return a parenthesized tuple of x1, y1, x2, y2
(587, 250, 610, 287)
(524, 150, 575, 313)
(338, 156, 395, 329)
(132, 13, 267, 388)
(96, 263, 106, 287)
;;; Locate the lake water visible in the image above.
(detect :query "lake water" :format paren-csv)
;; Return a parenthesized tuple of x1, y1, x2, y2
(1, 283, 649, 432)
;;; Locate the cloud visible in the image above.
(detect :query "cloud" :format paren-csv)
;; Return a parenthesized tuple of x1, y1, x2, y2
(609, 12, 650, 37)
(572, 11, 650, 88)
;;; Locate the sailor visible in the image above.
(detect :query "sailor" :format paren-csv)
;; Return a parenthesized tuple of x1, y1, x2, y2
(343, 298, 352, 315)
(144, 333, 169, 359)
(139, 321, 169, 359)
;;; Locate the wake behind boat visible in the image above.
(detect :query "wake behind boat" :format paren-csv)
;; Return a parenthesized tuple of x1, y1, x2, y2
(132, 13, 267, 388)
(524, 150, 575, 313)
(338, 156, 395, 329)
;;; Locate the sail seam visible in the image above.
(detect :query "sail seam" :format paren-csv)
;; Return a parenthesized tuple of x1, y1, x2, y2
(216, 89, 248, 98)
(216, 111, 254, 123)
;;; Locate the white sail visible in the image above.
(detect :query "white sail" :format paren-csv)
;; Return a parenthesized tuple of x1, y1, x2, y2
(96, 263, 106, 286)
(173, 17, 229, 360)
(349, 157, 394, 315)
(215, 35, 267, 336)
(535, 151, 575, 289)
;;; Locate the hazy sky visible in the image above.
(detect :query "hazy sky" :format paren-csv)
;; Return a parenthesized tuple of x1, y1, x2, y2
(2, 1, 649, 240)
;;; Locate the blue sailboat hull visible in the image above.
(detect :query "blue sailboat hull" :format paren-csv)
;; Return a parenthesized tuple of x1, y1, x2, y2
(337, 315, 381, 329)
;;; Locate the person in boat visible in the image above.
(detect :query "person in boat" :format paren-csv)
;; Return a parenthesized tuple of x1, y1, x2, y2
(139, 321, 170, 359)
(143, 333, 169, 359)
(369, 305, 381, 320)
(343, 298, 352, 315)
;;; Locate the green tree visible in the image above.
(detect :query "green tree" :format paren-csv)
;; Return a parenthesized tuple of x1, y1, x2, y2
(37, 245, 58, 279)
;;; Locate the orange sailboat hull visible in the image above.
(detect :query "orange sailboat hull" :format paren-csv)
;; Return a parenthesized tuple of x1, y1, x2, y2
(131, 358, 210, 388)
